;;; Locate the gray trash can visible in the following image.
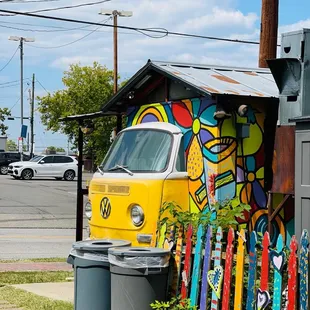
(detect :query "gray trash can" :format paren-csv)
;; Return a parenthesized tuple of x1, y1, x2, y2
(67, 239, 131, 310)
(108, 247, 171, 310)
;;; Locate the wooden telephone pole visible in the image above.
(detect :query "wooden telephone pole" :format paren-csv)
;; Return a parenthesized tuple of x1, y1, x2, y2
(258, 0, 279, 68)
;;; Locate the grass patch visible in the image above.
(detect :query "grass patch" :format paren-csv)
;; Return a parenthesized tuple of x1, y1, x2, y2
(0, 271, 74, 285)
(0, 286, 73, 310)
(0, 257, 67, 263)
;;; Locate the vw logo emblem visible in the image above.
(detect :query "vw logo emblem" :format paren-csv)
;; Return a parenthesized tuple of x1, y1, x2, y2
(100, 197, 111, 219)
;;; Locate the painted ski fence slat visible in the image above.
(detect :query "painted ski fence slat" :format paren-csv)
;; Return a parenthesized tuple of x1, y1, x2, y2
(189, 224, 204, 306)
(161, 226, 310, 309)
(199, 226, 212, 310)
(210, 227, 223, 310)
(287, 236, 298, 310)
(299, 229, 309, 310)
(271, 234, 285, 310)
(260, 232, 270, 292)
(222, 227, 234, 310)
(180, 224, 193, 299)
(234, 229, 246, 310)
(246, 231, 258, 310)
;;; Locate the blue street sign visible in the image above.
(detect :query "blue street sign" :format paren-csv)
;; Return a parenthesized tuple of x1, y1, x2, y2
(21, 125, 28, 139)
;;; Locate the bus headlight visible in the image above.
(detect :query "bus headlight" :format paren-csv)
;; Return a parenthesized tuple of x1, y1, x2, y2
(130, 205, 144, 226)
(85, 201, 92, 220)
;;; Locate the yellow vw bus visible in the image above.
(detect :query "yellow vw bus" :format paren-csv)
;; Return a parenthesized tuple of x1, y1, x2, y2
(87, 122, 189, 246)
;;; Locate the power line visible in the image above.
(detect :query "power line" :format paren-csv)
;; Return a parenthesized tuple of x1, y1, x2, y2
(36, 78, 49, 94)
(0, 0, 60, 3)
(30, 0, 111, 14)
(0, 20, 148, 37)
(0, 46, 19, 73)
(0, 0, 110, 16)
(9, 85, 30, 112)
(0, 20, 101, 32)
(0, 8, 270, 46)
(0, 78, 30, 86)
(28, 17, 112, 49)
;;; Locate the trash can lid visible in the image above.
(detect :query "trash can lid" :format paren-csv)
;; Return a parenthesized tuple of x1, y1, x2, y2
(108, 247, 170, 257)
(72, 239, 131, 252)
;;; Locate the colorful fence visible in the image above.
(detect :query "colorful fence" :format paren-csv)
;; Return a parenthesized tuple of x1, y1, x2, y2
(159, 226, 309, 309)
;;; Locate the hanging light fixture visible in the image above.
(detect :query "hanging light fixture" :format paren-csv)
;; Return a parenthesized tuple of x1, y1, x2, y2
(213, 101, 231, 120)
(80, 120, 95, 135)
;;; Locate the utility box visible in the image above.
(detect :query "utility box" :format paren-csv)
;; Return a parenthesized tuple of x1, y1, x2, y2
(268, 28, 310, 125)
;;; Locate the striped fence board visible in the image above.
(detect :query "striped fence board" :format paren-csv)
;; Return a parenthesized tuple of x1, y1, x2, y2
(161, 226, 310, 309)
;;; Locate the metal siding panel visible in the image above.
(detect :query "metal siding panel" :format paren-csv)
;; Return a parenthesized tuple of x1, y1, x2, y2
(153, 62, 278, 98)
(302, 140, 310, 185)
(295, 129, 310, 240)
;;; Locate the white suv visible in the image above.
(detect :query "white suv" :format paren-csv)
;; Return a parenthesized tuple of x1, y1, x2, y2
(8, 155, 78, 181)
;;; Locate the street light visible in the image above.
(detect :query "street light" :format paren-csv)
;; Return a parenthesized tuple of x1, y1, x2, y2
(99, 9, 133, 94)
(8, 36, 35, 161)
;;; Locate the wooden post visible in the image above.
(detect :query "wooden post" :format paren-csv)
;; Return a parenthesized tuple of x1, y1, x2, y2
(258, 0, 279, 68)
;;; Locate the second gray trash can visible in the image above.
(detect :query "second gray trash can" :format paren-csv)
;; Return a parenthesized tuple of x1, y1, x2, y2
(67, 239, 131, 310)
(108, 247, 171, 310)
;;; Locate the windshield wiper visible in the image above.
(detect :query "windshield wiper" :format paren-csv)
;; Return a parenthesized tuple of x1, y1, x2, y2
(97, 166, 104, 175)
(108, 164, 133, 176)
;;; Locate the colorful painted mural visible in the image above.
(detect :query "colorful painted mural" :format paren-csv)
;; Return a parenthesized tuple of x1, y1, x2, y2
(127, 97, 293, 245)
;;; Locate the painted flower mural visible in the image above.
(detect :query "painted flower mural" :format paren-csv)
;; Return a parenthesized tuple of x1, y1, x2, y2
(171, 98, 218, 212)
(127, 97, 290, 246)
(237, 156, 267, 209)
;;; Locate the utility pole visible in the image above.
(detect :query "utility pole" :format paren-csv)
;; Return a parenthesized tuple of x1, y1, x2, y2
(8, 36, 35, 160)
(258, 0, 279, 68)
(99, 9, 133, 133)
(99, 9, 133, 94)
(30, 73, 35, 158)
(113, 12, 118, 94)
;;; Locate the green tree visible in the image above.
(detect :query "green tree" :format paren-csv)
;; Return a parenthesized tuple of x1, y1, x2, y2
(37, 62, 116, 164)
(0, 108, 11, 135)
(56, 147, 65, 152)
(7, 139, 17, 151)
(47, 146, 56, 151)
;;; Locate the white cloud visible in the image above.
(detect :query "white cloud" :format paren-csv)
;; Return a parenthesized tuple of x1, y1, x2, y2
(279, 19, 310, 34)
(182, 7, 258, 32)
(51, 55, 106, 69)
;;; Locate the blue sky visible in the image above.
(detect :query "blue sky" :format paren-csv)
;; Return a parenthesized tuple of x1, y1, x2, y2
(0, 0, 309, 153)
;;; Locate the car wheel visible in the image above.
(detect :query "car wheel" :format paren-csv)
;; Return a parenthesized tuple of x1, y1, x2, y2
(64, 170, 75, 181)
(55, 177, 63, 180)
(21, 169, 33, 180)
(0, 166, 8, 175)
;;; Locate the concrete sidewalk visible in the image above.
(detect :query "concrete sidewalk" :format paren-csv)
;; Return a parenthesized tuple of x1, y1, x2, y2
(12, 282, 74, 303)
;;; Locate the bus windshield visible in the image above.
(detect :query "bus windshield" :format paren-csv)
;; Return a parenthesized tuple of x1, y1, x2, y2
(101, 129, 172, 173)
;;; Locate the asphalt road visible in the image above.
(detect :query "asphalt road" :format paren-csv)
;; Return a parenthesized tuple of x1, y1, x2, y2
(0, 173, 92, 259)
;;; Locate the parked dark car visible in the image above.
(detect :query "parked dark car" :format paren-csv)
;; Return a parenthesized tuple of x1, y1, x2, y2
(0, 152, 30, 175)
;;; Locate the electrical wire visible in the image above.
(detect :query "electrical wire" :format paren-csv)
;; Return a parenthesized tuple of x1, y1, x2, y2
(0, 46, 19, 73)
(0, 20, 102, 32)
(36, 78, 49, 94)
(9, 85, 30, 112)
(30, 0, 111, 14)
(0, 8, 275, 46)
(27, 17, 112, 49)
(0, 78, 30, 85)
(0, 20, 146, 37)
(0, 0, 110, 16)
(0, 1, 60, 3)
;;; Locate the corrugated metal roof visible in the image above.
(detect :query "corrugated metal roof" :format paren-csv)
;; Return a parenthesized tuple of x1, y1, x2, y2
(151, 60, 278, 98)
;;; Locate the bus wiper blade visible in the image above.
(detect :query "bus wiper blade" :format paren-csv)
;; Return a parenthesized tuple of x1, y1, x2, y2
(108, 164, 133, 176)
(97, 166, 104, 175)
